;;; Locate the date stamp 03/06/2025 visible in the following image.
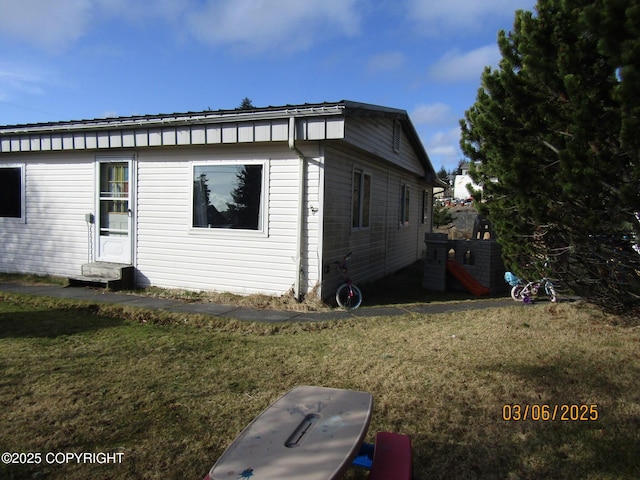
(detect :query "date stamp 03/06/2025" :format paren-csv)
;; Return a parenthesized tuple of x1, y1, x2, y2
(502, 404, 599, 422)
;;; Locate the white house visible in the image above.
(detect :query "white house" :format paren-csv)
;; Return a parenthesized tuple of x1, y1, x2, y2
(453, 162, 482, 200)
(0, 101, 443, 301)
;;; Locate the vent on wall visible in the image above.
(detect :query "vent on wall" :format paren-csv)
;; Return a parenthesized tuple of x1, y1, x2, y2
(392, 119, 401, 153)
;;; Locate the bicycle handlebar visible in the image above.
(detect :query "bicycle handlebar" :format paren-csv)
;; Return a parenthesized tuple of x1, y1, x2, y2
(335, 252, 352, 263)
(335, 252, 352, 274)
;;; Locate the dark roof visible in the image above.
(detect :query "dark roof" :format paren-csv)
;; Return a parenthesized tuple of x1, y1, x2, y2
(0, 101, 348, 131)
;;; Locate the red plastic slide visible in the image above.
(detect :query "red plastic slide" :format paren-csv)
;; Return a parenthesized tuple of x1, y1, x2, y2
(446, 259, 490, 296)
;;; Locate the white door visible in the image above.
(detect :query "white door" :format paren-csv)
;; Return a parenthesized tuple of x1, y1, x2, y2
(97, 160, 132, 264)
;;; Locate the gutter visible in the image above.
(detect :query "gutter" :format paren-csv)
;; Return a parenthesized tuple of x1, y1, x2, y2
(288, 116, 306, 302)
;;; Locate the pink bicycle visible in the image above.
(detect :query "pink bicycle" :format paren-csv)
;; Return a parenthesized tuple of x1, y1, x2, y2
(335, 252, 363, 309)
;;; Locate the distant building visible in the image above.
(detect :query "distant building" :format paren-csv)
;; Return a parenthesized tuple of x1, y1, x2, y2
(453, 162, 482, 200)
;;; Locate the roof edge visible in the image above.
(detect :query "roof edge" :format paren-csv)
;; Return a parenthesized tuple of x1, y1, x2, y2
(0, 100, 425, 135)
(0, 101, 350, 135)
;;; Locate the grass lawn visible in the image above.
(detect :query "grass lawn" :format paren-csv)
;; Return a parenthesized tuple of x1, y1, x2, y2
(1, 292, 639, 480)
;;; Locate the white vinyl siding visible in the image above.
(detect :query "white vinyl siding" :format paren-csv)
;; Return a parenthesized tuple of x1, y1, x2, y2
(0, 146, 324, 297)
(0, 154, 94, 277)
(344, 116, 425, 176)
(134, 145, 321, 295)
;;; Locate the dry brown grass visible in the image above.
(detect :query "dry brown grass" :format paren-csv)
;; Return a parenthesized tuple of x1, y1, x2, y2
(1, 294, 639, 480)
(130, 260, 487, 311)
(138, 284, 330, 312)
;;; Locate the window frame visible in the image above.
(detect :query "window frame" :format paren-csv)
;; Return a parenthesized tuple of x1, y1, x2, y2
(421, 189, 429, 225)
(190, 159, 269, 236)
(351, 168, 372, 231)
(400, 182, 410, 227)
(0, 163, 26, 223)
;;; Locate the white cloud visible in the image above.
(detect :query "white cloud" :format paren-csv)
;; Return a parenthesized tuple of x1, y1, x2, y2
(410, 102, 454, 126)
(186, 0, 362, 54)
(0, 0, 361, 56)
(425, 126, 463, 170)
(0, 0, 198, 52)
(0, 0, 93, 51)
(429, 45, 500, 83)
(406, 0, 535, 35)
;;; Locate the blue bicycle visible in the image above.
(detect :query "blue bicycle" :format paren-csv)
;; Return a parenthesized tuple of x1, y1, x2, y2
(505, 271, 558, 304)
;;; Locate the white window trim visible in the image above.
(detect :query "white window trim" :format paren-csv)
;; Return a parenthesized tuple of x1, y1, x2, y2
(190, 159, 269, 237)
(351, 167, 372, 231)
(0, 163, 26, 223)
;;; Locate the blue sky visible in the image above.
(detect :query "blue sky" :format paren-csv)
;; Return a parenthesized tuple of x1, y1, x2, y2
(0, 0, 536, 172)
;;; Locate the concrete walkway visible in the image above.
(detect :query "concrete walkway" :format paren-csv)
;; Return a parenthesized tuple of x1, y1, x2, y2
(0, 282, 520, 323)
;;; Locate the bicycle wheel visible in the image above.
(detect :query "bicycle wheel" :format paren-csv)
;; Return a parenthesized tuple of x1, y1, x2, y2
(510, 285, 524, 301)
(336, 283, 363, 309)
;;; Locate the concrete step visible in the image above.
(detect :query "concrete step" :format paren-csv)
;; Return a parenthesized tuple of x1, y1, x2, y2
(69, 263, 134, 291)
(81, 262, 127, 278)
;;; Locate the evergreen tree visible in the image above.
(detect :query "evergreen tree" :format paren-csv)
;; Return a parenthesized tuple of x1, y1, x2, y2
(460, 0, 640, 317)
(238, 97, 255, 110)
(433, 203, 455, 228)
(437, 166, 449, 184)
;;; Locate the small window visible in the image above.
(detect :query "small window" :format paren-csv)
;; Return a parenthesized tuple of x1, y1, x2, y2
(400, 183, 410, 226)
(0, 165, 24, 220)
(193, 163, 264, 230)
(422, 189, 429, 224)
(352, 169, 371, 229)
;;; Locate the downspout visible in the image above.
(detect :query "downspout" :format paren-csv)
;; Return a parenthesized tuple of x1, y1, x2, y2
(289, 116, 305, 301)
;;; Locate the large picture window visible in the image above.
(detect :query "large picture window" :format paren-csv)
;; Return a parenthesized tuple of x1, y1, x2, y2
(352, 169, 371, 229)
(0, 165, 24, 219)
(193, 163, 264, 230)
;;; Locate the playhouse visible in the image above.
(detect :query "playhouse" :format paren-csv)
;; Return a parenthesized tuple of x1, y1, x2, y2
(423, 232, 507, 295)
